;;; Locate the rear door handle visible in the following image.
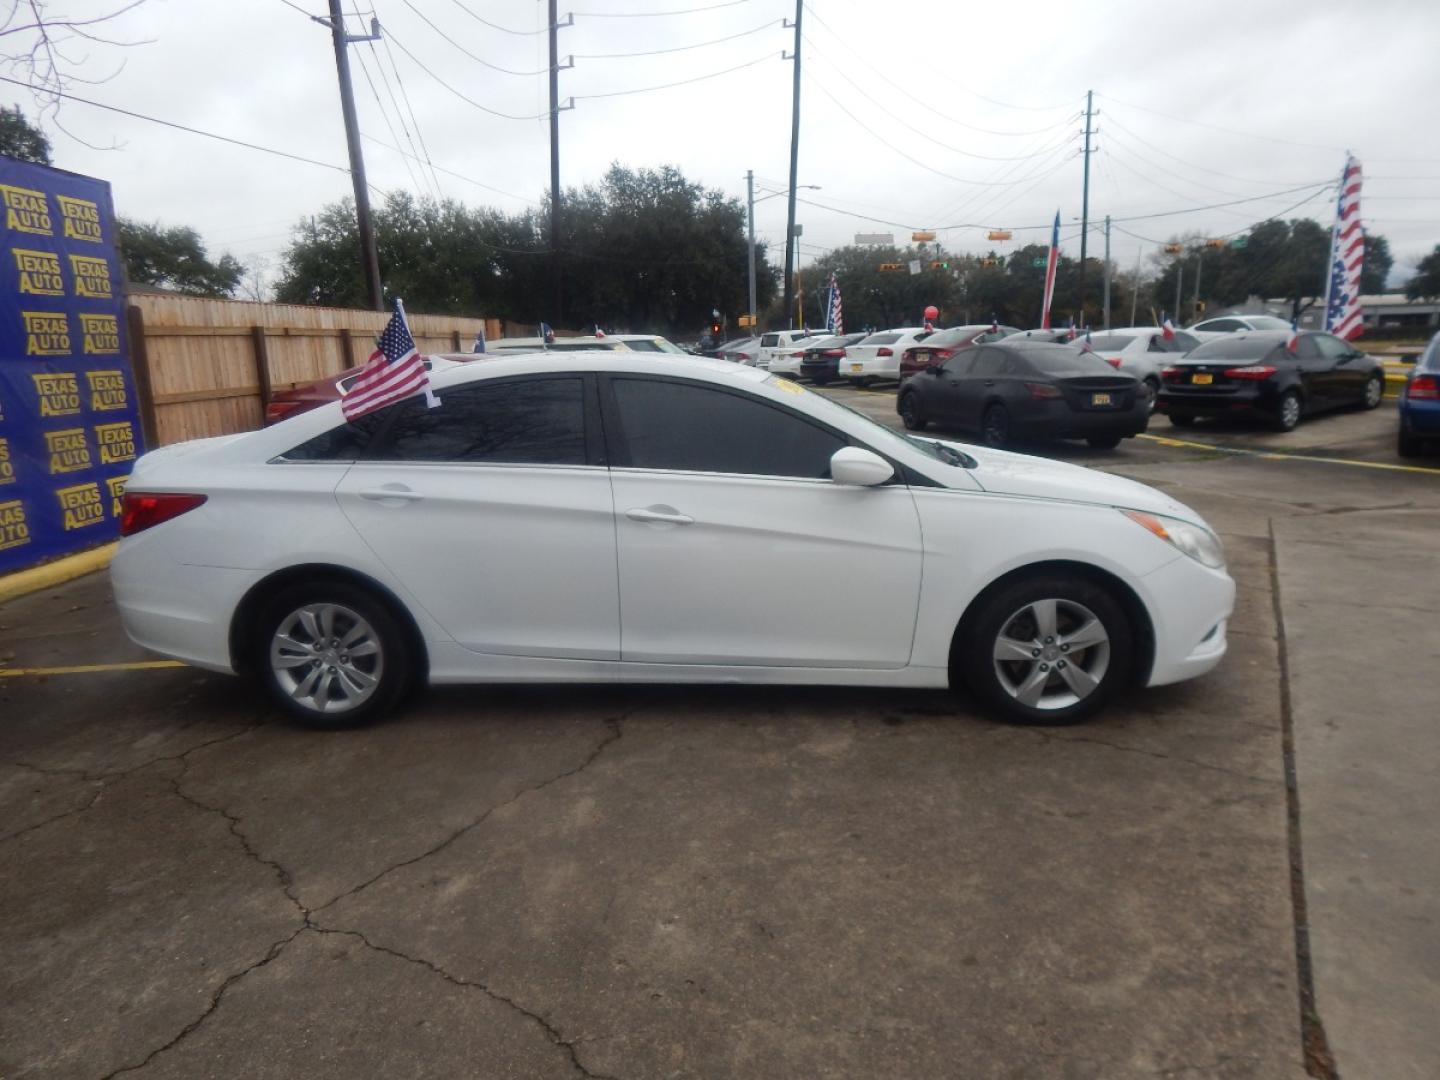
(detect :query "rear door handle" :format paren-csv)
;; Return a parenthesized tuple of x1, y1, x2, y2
(626, 506, 694, 526)
(359, 485, 424, 503)
(983, 380, 995, 387)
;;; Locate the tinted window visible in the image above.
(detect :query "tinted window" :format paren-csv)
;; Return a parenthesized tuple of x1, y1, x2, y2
(1013, 347, 1117, 374)
(624, 338, 662, 353)
(941, 348, 977, 376)
(375, 377, 586, 465)
(548, 341, 618, 352)
(1246, 316, 1293, 331)
(1311, 334, 1352, 360)
(610, 378, 845, 479)
(1197, 318, 1244, 332)
(862, 332, 900, 346)
(1087, 335, 1136, 351)
(1188, 334, 1288, 361)
(760, 334, 779, 348)
(971, 349, 1009, 377)
(282, 409, 390, 461)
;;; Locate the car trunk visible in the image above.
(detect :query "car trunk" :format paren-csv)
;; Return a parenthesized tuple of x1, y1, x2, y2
(1164, 362, 1248, 394)
(1054, 375, 1139, 412)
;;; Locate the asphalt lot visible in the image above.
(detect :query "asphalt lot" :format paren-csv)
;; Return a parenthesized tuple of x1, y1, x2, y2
(3, 385, 1437, 1079)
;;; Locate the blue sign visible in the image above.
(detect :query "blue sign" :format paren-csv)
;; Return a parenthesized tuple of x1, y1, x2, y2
(0, 157, 144, 574)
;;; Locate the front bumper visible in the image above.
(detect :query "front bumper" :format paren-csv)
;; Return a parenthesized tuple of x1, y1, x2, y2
(1140, 553, 1235, 687)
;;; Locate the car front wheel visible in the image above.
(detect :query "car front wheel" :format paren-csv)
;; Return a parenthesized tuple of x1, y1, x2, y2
(256, 582, 411, 728)
(981, 404, 1010, 448)
(899, 392, 926, 431)
(957, 574, 1134, 725)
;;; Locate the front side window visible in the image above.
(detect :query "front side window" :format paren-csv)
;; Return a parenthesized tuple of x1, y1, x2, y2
(970, 349, 1010, 377)
(609, 378, 846, 479)
(373, 377, 587, 465)
(1310, 334, 1353, 360)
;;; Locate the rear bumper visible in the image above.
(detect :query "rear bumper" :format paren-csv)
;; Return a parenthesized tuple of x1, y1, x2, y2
(845, 357, 900, 379)
(1011, 402, 1150, 439)
(1400, 398, 1440, 435)
(799, 360, 838, 380)
(1156, 384, 1276, 416)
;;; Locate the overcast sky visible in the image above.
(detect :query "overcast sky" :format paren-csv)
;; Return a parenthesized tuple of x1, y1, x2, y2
(20, 0, 1440, 298)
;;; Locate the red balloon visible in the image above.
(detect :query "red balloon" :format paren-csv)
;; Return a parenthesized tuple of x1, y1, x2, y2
(924, 305, 939, 320)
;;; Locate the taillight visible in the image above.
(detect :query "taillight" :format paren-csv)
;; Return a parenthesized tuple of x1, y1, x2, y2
(265, 400, 303, 423)
(877, 347, 893, 357)
(902, 349, 915, 363)
(1408, 375, 1439, 400)
(1161, 366, 1183, 382)
(1225, 365, 1277, 380)
(120, 492, 208, 537)
(933, 349, 954, 361)
(1105, 357, 1122, 369)
(1025, 382, 1063, 400)
(821, 349, 844, 358)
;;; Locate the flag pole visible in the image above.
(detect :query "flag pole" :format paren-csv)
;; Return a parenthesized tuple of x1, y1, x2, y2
(395, 297, 440, 408)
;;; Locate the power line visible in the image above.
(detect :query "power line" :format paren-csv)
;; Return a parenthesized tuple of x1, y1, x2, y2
(386, 29, 547, 119)
(0, 74, 391, 194)
(353, 42, 431, 198)
(573, 0, 755, 16)
(1100, 110, 1320, 188)
(807, 4, 1076, 114)
(1095, 92, 1344, 154)
(805, 70, 1079, 188)
(572, 51, 776, 99)
(802, 36, 1078, 162)
(443, 0, 549, 36)
(402, 0, 549, 75)
(358, 131, 530, 202)
(575, 18, 780, 58)
(374, 27, 444, 197)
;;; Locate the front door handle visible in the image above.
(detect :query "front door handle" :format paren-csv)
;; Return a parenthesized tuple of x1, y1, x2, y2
(983, 380, 996, 387)
(626, 506, 694, 526)
(359, 484, 423, 503)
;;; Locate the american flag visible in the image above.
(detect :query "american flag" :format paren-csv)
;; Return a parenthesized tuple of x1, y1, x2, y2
(826, 272, 843, 334)
(1078, 329, 1094, 354)
(342, 301, 435, 421)
(1040, 210, 1060, 329)
(1324, 155, 1364, 341)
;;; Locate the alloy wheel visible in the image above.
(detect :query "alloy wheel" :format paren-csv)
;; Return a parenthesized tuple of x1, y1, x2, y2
(1279, 393, 1302, 431)
(1364, 376, 1383, 408)
(991, 598, 1111, 711)
(269, 603, 384, 715)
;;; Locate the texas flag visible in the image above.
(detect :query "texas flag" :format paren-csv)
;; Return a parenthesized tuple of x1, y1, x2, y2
(1286, 322, 1300, 353)
(1161, 315, 1177, 341)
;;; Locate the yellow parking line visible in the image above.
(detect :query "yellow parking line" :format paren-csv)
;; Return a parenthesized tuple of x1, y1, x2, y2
(1135, 433, 1440, 475)
(0, 660, 186, 678)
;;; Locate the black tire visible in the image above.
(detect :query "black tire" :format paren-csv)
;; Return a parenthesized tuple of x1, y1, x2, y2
(1273, 390, 1303, 432)
(981, 404, 1010, 448)
(1168, 412, 1197, 428)
(1142, 377, 1161, 413)
(1086, 434, 1123, 450)
(899, 391, 927, 431)
(956, 572, 1134, 726)
(852, 376, 875, 389)
(254, 581, 412, 729)
(811, 373, 831, 385)
(1398, 431, 1423, 458)
(1361, 373, 1384, 410)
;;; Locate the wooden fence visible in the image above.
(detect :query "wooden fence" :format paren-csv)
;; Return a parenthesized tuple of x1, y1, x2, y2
(126, 294, 504, 447)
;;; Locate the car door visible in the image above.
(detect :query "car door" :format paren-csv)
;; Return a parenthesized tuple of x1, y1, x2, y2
(334, 374, 620, 660)
(1311, 332, 1367, 404)
(923, 348, 977, 426)
(601, 375, 923, 668)
(953, 348, 1010, 430)
(1293, 335, 1336, 409)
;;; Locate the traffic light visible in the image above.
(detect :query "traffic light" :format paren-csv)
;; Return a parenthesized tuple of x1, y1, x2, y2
(878, 262, 903, 272)
(931, 261, 949, 270)
(981, 258, 998, 268)
(709, 319, 723, 338)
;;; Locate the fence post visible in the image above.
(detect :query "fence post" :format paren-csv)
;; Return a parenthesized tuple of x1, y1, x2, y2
(125, 303, 160, 449)
(452, 330, 461, 351)
(250, 326, 272, 411)
(338, 328, 353, 373)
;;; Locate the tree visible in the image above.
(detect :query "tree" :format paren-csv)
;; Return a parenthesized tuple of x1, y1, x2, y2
(1361, 233, 1393, 295)
(1406, 245, 1440, 301)
(0, 105, 50, 163)
(116, 218, 244, 297)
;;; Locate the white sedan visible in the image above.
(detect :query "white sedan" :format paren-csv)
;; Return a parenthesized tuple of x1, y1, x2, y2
(844, 327, 932, 384)
(113, 353, 1234, 729)
(1085, 327, 1202, 403)
(1186, 314, 1293, 341)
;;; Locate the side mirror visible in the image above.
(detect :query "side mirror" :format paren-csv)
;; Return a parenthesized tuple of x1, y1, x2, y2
(831, 446, 894, 487)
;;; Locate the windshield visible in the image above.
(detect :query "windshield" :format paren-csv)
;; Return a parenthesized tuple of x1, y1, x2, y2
(766, 375, 972, 470)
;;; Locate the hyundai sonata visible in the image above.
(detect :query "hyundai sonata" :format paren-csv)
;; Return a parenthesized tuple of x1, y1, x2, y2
(113, 354, 1234, 728)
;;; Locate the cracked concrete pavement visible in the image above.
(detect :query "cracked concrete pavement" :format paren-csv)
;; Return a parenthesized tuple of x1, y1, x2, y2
(2, 399, 1437, 1079)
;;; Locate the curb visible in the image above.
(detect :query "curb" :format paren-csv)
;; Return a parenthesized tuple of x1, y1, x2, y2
(0, 542, 118, 606)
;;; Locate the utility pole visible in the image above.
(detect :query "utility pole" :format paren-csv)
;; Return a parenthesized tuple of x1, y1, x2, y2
(1174, 262, 1184, 325)
(1102, 214, 1111, 330)
(548, 0, 565, 324)
(746, 170, 757, 331)
(1193, 249, 1203, 322)
(1078, 89, 1094, 325)
(323, 0, 383, 310)
(1129, 247, 1141, 326)
(781, 0, 804, 329)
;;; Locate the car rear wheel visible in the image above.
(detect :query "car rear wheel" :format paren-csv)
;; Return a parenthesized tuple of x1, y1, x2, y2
(811, 373, 830, 385)
(1274, 390, 1303, 432)
(899, 392, 926, 431)
(256, 582, 411, 728)
(957, 574, 1134, 725)
(1086, 434, 1123, 450)
(851, 376, 874, 389)
(981, 404, 1010, 448)
(1362, 373, 1384, 409)
(1168, 412, 1196, 427)
(1143, 377, 1160, 413)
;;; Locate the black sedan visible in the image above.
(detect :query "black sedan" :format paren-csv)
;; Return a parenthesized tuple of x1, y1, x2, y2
(1155, 329, 1384, 431)
(797, 332, 867, 384)
(897, 340, 1148, 449)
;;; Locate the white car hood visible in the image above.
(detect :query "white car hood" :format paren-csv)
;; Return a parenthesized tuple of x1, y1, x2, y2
(938, 440, 1202, 523)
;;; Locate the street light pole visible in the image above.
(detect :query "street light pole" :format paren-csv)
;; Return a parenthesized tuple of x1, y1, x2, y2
(746, 170, 757, 332)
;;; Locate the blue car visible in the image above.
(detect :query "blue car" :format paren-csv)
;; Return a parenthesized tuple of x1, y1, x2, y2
(1399, 331, 1440, 457)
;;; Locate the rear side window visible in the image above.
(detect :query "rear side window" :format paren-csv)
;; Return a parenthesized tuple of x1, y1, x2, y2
(760, 334, 779, 348)
(372, 377, 586, 465)
(1197, 318, 1245, 332)
(609, 378, 845, 479)
(970, 349, 1010, 377)
(281, 410, 390, 461)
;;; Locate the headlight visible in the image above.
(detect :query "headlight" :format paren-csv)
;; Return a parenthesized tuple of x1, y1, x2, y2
(1122, 510, 1226, 569)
